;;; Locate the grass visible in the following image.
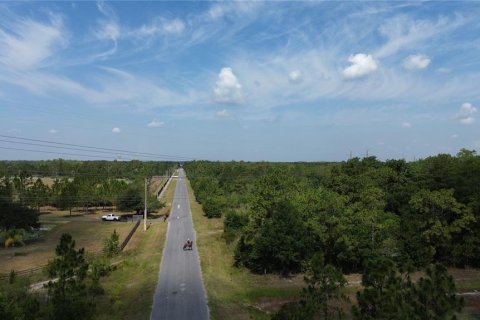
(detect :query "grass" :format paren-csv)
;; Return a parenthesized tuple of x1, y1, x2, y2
(40, 209, 115, 220)
(0, 221, 133, 274)
(93, 178, 177, 320)
(148, 176, 167, 194)
(186, 178, 304, 320)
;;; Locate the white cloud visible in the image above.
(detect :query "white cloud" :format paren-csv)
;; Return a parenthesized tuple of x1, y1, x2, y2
(95, 21, 120, 42)
(459, 102, 477, 115)
(0, 66, 204, 110)
(376, 15, 464, 58)
(163, 19, 185, 34)
(402, 122, 411, 128)
(147, 119, 164, 127)
(136, 18, 185, 37)
(112, 127, 121, 133)
(451, 134, 458, 139)
(0, 15, 65, 70)
(94, 1, 120, 59)
(216, 109, 230, 117)
(206, 2, 259, 21)
(403, 54, 431, 70)
(289, 70, 302, 84)
(213, 67, 244, 104)
(437, 67, 450, 73)
(459, 117, 475, 125)
(342, 54, 378, 79)
(457, 102, 477, 125)
(49, 129, 58, 134)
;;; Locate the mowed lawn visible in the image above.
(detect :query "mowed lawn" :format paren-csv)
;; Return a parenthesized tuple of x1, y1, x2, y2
(0, 220, 134, 274)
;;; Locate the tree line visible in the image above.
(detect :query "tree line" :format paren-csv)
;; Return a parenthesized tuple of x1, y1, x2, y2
(185, 150, 480, 274)
(0, 160, 175, 180)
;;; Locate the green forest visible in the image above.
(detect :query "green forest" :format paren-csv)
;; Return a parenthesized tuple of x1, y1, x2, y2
(1, 154, 478, 318)
(185, 149, 480, 274)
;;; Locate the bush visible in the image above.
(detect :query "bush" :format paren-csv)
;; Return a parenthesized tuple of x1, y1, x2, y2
(224, 210, 248, 230)
(103, 230, 119, 257)
(202, 196, 226, 218)
(223, 210, 248, 244)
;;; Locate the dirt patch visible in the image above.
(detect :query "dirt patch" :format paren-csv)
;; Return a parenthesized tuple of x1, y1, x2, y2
(461, 292, 480, 314)
(254, 297, 297, 314)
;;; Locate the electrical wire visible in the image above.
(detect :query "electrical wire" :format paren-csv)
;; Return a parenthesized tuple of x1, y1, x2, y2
(0, 139, 185, 161)
(0, 134, 194, 160)
(0, 146, 120, 160)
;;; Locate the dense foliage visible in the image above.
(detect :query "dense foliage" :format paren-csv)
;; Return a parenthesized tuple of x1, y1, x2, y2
(352, 259, 463, 319)
(0, 276, 40, 320)
(0, 160, 175, 180)
(185, 150, 480, 274)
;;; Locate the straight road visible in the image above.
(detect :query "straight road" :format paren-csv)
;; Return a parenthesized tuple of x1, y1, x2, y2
(151, 169, 209, 320)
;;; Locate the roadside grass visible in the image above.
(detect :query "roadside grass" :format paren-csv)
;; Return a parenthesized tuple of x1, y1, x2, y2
(155, 179, 177, 217)
(0, 221, 133, 274)
(148, 176, 166, 194)
(92, 178, 176, 320)
(186, 179, 303, 320)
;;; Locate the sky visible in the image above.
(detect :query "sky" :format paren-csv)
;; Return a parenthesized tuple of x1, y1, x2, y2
(0, 1, 479, 162)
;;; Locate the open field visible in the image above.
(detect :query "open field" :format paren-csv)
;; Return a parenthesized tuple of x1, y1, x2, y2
(93, 178, 176, 320)
(0, 220, 134, 274)
(186, 178, 480, 319)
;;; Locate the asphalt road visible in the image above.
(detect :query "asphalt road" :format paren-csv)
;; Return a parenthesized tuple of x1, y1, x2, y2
(150, 169, 209, 320)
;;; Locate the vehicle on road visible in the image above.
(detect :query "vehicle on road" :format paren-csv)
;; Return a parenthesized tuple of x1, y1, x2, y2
(183, 239, 193, 250)
(102, 213, 120, 221)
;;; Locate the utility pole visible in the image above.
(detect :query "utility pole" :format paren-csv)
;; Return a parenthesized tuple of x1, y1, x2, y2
(144, 177, 148, 231)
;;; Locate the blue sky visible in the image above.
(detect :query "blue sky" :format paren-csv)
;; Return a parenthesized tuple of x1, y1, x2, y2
(0, 1, 479, 161)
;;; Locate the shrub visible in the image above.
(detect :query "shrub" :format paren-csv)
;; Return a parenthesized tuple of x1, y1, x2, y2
(202, 196, 226, 218)
(103, 229, 120, 257)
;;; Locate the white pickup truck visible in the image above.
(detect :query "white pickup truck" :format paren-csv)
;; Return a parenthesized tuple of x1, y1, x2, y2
(102, 213, 120, 221)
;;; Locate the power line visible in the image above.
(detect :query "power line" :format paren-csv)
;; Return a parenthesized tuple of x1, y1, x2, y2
(0, 134, 194, 160)
(0, 138, 183, 161)
(0, 146, 120, 160)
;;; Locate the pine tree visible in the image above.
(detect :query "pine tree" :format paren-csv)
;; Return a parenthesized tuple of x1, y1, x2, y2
(46, 233, 93, 320)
